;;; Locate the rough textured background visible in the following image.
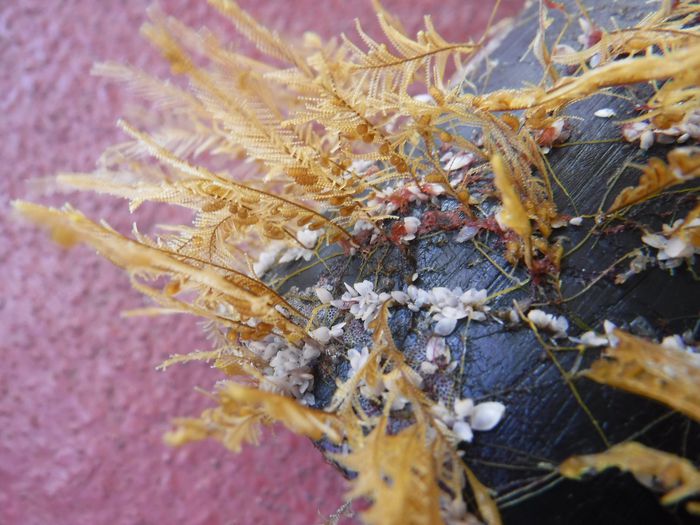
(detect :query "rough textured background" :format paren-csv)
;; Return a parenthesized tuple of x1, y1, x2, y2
(0, 1, 522, 524)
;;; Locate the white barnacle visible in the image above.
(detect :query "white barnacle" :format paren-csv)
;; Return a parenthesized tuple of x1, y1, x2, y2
(433, 397, 506, 444)
(407, 285, 430, 311)
(640, 129, 654, 150)
(279, 245, 315, 264)
(400, 216, 421, 244)
(388, 291, 408, 306)
(603, 320, 620, 347)
(329, 322, 345, 338)
(336, 280, 390, 329)
(661, 335, 689, 352)
(454, 225, 478, 243)
(423, 183, 446, 197)
(594, 108, 616, 118)
(452, 421, 474, 443)
(309, 322, 345, 344)
(296, 227, 321, 249)
(453, 398, 474, 419)
(578, 331, 610, 347)
(527, 309, 569, 338)
(315, 286, 334, 305)
(419, 361, 438, 375)
(425, 336, 449, 362)
(621, 121, 649, 143)
(469, 401, 506, 431)
(253, 241, 285, 277)
(434, 315, 459, 336)
(444, 152, 475, 172)
(310, 326, 331, 344)
(347, 346, 370, 378)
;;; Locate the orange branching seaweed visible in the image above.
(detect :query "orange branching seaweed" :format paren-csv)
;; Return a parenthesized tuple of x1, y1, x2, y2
(13, 201, 306, 343)
(346, 6, 479, 95)
(585, 329, 700, 422)
(492, 153, 533, 268)
(469, 0, 700, 144)
(560, 442, 700, 515)
(608, 147, 700, 213)
(671, 202, 700, 252)
(329, 302, 502, 525)
(551, 1, 700, 68)
(166, 382, 343, 451)
(472, 33, 700, 112)
(333, 417, 443, 525)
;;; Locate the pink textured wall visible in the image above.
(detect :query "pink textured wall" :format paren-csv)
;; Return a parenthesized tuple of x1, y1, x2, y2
(1, 1, 521, 524)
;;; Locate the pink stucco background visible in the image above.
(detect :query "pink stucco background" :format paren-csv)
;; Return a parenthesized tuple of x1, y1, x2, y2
(1, 1, 520, 524)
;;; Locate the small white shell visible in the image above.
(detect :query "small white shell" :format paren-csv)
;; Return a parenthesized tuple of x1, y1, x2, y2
(309, 326, 331, 344)
(640, 130, 654, 150)
(594, 108, 616, 118)
(315, 287, 333, 304)
(444, 153, 474, 171)
(425, 336, 448, 361)
(641, 233, 667, 249)
(454, 398, 474, 419)
(329, 322, 345, 338)
(470, 402, 506, 431)
(579, 331, 609, 347)
(434, 317, 458, 336)
(452, 421, 474, 443)
(391, 290, 409, 304)
(419, 361, 438, 375)
(455, 225, 478, 243)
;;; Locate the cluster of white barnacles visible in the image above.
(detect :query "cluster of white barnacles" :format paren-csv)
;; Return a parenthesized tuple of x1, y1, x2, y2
(622, 110, 700, 150)
(245, 334, 322, 405)
(395, 286, 490, 336)
(253, 227, 321, 277)
(323, 280, 491, 337)
(642, 217, 700, 269)
(244, 290, 347, 401)
(326, 280, 393, 329)
(432, 397, 506, 444)
(366, 181, 445, 217)
(345, 346, 424, 410)
(352, 219, 381, 242)
(343, 343, 507, 440)
(499, 305, 571, 339)
(526, 309, 570, 338)
(309, 322, 345, 345)
(661, 333, 700, 355)
(571, 319, 618, 348)
(319, 281, 508, 430)
(573, 320, 699, 356)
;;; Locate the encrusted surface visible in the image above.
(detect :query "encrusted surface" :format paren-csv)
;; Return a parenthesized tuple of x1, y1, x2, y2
(1, 1, 523, 524)
(272, 1, 700, 523)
